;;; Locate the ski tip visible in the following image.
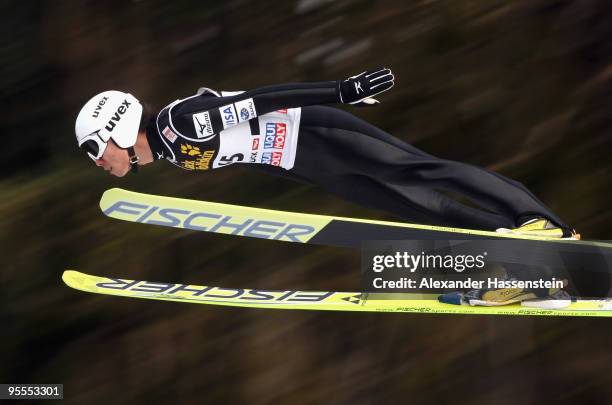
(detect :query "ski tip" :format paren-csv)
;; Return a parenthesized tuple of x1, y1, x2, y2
(62, 270, 77, 282)
(99, 188, 122, 212)
(62, 270, 86, 290)
(438, 292, 463, 305)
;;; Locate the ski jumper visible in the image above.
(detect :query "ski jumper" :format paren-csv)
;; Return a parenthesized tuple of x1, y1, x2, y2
(144, 82, 571, 232)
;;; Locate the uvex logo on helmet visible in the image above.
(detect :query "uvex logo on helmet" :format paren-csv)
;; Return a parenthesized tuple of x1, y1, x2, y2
(92, 96, 109, 118)
(105, 99, 132, 132)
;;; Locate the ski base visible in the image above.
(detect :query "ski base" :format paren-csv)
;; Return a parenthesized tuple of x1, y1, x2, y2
(63, 271, 612, 317)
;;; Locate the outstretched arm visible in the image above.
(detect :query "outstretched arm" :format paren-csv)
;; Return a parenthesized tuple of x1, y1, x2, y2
(174, 67, 394, 137)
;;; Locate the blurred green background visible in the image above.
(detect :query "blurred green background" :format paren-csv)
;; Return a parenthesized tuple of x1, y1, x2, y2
(2, 0, 612, 403)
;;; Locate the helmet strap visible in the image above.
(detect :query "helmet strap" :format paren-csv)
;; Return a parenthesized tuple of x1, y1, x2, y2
(127, 147, 139, 174)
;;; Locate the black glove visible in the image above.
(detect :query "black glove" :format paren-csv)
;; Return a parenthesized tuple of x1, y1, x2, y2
(338, 67, 394, 105)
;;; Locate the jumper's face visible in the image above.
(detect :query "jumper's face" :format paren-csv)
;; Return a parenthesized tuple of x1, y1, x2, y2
(94, 140, 131, 177)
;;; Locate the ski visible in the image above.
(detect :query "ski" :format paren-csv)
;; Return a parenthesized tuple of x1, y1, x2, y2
(100, 188, 612, 249)
(63, 270, 612, 317)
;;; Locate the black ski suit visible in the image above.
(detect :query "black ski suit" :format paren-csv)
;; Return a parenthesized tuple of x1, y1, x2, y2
(145, 81, 570, 233)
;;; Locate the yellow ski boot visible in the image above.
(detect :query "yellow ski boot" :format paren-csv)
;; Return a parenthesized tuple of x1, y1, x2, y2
(497, 218, 580, 239)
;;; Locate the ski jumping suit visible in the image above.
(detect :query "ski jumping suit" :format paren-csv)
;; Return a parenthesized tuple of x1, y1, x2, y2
(145, 81, 570, 232)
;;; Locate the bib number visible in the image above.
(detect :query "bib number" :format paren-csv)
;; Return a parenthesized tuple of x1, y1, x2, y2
(217, 153, 244, 167)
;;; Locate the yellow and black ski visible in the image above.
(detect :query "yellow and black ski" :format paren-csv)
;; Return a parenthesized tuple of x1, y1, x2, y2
(100, 188, 612, 249)
(63, 270, 612, 317)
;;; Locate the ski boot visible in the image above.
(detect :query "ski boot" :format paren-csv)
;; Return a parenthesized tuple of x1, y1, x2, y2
(438, 277, 569, 307)
(496, 218, 580, 240)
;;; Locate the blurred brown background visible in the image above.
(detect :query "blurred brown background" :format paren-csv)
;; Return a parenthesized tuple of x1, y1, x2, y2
(2, 0, 612, 403)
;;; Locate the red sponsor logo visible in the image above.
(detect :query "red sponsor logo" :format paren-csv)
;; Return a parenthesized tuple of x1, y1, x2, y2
(277, 109, 288, 114)
(252, 138, 260, 150)
(271, 151, 282, 166)
(273, 123, 286, 149)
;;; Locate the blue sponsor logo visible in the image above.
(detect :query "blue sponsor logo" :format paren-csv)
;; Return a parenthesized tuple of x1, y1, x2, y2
(222, 106, 237, 126)
(103, 201, 317, 242)
(240, 107, 250, 121)
(261, 152, 272, 164)
(264, 123, 276, 149)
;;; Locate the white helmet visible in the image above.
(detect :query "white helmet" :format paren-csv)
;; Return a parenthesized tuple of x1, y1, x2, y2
(75, 90, 143, 172)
